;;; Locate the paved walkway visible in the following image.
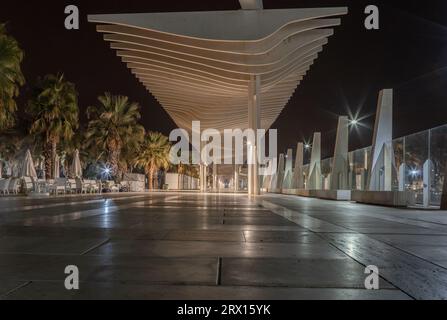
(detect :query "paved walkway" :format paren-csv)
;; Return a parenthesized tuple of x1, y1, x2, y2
(1, 192, 446, 299)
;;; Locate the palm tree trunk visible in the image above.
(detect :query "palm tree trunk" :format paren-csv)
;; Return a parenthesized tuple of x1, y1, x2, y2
(108, 142, 121, 179)
(148, 168, 154, 190)
(43, 141, 52, 180)
(51, 140, 57, 178)
(64, 159, 71, 178)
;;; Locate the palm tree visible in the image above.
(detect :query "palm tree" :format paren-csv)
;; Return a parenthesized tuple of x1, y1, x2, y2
(0, 23, 25, 131)
(0, 128, 21, 178)
(58, 130, 84, 178)
(134, 132, 171, 190)
(86, 93, 145, 179)
(177, 161, 186, 189)
(26, 73, 79, 179)
(120, 142, 142, 175)
(0, 125, 34, 178)
(186, 164, 199, 179)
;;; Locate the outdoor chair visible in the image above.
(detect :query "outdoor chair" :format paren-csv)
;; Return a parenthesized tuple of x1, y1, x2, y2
(49, 178, 68, 195)
(8, 178, 20, 194)
(22, 176, 36, 194)
(87, 180, 101, 194)
(0, 178, 11, 195)
(110, 182, 120, 193)
(75, 178, 90, 194)
(67, 179, 77, 194)
(36, 179, 49, 193)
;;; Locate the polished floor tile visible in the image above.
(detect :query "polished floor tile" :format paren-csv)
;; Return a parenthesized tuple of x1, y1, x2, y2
(221, 257, 397, 288)
(1, 192, 446, 299)
(90, 240, 347, 259)
(3, 282, 410, 300)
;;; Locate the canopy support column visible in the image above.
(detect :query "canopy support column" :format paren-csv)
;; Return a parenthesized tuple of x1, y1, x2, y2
(248, 75, 261, 196)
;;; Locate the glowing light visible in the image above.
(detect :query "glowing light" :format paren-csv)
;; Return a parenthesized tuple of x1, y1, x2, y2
(410, 169, 420, 177)
(100, 164, 113, 180)
(305, 144, 311, 149)
(349, 119, 359, 126)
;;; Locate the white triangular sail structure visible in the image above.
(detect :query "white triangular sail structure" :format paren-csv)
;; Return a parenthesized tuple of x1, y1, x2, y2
(272, 153, 285, 191)
(20, 149, 37, 179)
(307, 132, 322, 190)
(368, 89, 397, 191)
(292, 142, 304, 189)
(282, 149, 294, 189)
(331, 116, 349, 190)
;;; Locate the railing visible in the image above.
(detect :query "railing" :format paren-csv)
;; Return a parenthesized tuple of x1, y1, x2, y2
(301, 123, 447, 206)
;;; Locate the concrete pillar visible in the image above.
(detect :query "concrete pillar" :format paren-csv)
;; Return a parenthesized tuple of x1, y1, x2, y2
(348, 152, 355, 190)
(275, 154, 285, 191)
(234, 165, 239, 192)
(423, 160, 433, 208)
(364, 148, 369, 171)
(262, 160, 272, 190)
(205, 165, 208, 191)
(248, 75, 261, 196)
(293, 142, 304, 189)
(213, 163, 218, 191)
(200, 165, 203, 191)
(253, 145, 259, 195)
(199, 137, 206, 193)
(358, 169, 366, 191)
(285, 149, 293, 173)
(283, 149, 293, 189)
(368, 89, 395, 191)
(199, 164, 203, 191)
(331, 116, 349, 190)
(326, 174, 332, 190)
(359, 149, 369, 190)
(248, 148, 253, 196)
(200, 164, 206, 192)
(204, 165, 208, 192)
(247, 145, 260, 195)
(269, 158, 278, 191)
(307, 133, 322, 190)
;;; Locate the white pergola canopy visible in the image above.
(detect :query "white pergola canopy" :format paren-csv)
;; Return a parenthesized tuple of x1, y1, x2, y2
(88, 5, 347, 132)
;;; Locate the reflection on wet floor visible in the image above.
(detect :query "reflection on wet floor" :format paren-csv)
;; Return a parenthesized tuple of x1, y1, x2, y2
(1, 192, 446, 299)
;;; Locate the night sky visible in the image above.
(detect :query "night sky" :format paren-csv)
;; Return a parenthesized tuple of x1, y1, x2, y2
(2, 0, 447, 158)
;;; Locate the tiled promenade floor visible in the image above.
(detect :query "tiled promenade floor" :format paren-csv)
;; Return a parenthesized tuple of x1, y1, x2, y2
(1, 192, 447, 300)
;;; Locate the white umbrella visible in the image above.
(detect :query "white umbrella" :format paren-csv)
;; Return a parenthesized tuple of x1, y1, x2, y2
(7, 161, 14, 177)
(71, 149, 82, 178)
(20, 149, 37, 179)
(53, 154, 60, 179)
